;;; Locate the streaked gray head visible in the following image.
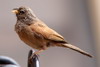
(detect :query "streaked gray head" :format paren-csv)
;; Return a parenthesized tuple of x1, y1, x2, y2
(12, 6, 38, 22)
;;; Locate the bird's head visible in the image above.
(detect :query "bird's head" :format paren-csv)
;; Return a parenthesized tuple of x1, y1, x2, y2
(12, 6, 37, 22)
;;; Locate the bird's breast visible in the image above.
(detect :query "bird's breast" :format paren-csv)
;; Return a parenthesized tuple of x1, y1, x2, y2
(15, 23, 48, 49)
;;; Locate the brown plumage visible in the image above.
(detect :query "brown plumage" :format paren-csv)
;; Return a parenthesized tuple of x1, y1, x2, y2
(12, 6, 92, 58)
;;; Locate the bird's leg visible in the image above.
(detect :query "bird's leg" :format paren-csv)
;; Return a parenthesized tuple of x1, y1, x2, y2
(29, 49, 44, 64)
(31, 49, 44, 58)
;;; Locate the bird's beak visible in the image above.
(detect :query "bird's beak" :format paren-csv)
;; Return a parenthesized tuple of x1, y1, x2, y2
(12, 8, 19, 14)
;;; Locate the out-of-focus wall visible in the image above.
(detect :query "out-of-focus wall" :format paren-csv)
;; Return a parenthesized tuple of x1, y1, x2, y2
(87, 0, 100, 67)
(0, 0, 96, 67)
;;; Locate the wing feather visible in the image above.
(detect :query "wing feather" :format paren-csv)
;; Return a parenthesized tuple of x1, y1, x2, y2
(29, 21, 66, 43)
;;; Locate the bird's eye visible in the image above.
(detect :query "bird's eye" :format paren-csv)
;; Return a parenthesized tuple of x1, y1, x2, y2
(20, 10, 25, 14)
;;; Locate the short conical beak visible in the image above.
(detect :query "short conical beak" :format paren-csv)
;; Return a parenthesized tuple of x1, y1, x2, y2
(12, 8, 19, 14)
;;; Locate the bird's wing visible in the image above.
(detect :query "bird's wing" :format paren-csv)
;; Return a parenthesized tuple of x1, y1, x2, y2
(29, 21, 67, 43)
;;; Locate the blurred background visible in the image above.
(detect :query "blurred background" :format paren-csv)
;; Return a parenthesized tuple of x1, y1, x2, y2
(0, 0, 99, 67)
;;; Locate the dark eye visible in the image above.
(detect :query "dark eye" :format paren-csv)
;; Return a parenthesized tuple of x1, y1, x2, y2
(20, 10, 25, 14)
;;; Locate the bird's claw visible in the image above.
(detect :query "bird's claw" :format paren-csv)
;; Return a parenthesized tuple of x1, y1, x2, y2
(28, 53, 40, 64)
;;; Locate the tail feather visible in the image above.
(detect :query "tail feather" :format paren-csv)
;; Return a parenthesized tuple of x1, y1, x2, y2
(61, 44, 92, 58)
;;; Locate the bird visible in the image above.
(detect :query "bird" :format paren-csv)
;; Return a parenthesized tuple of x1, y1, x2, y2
(12, 6, 92, 58)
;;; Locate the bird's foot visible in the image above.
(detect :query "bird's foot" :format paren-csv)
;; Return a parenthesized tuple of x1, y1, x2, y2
(28, 53, 40, 64)
(28, 49, 43, 64)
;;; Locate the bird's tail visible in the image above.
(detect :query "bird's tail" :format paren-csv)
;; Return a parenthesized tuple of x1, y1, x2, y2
(59, 44, 92, 58)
